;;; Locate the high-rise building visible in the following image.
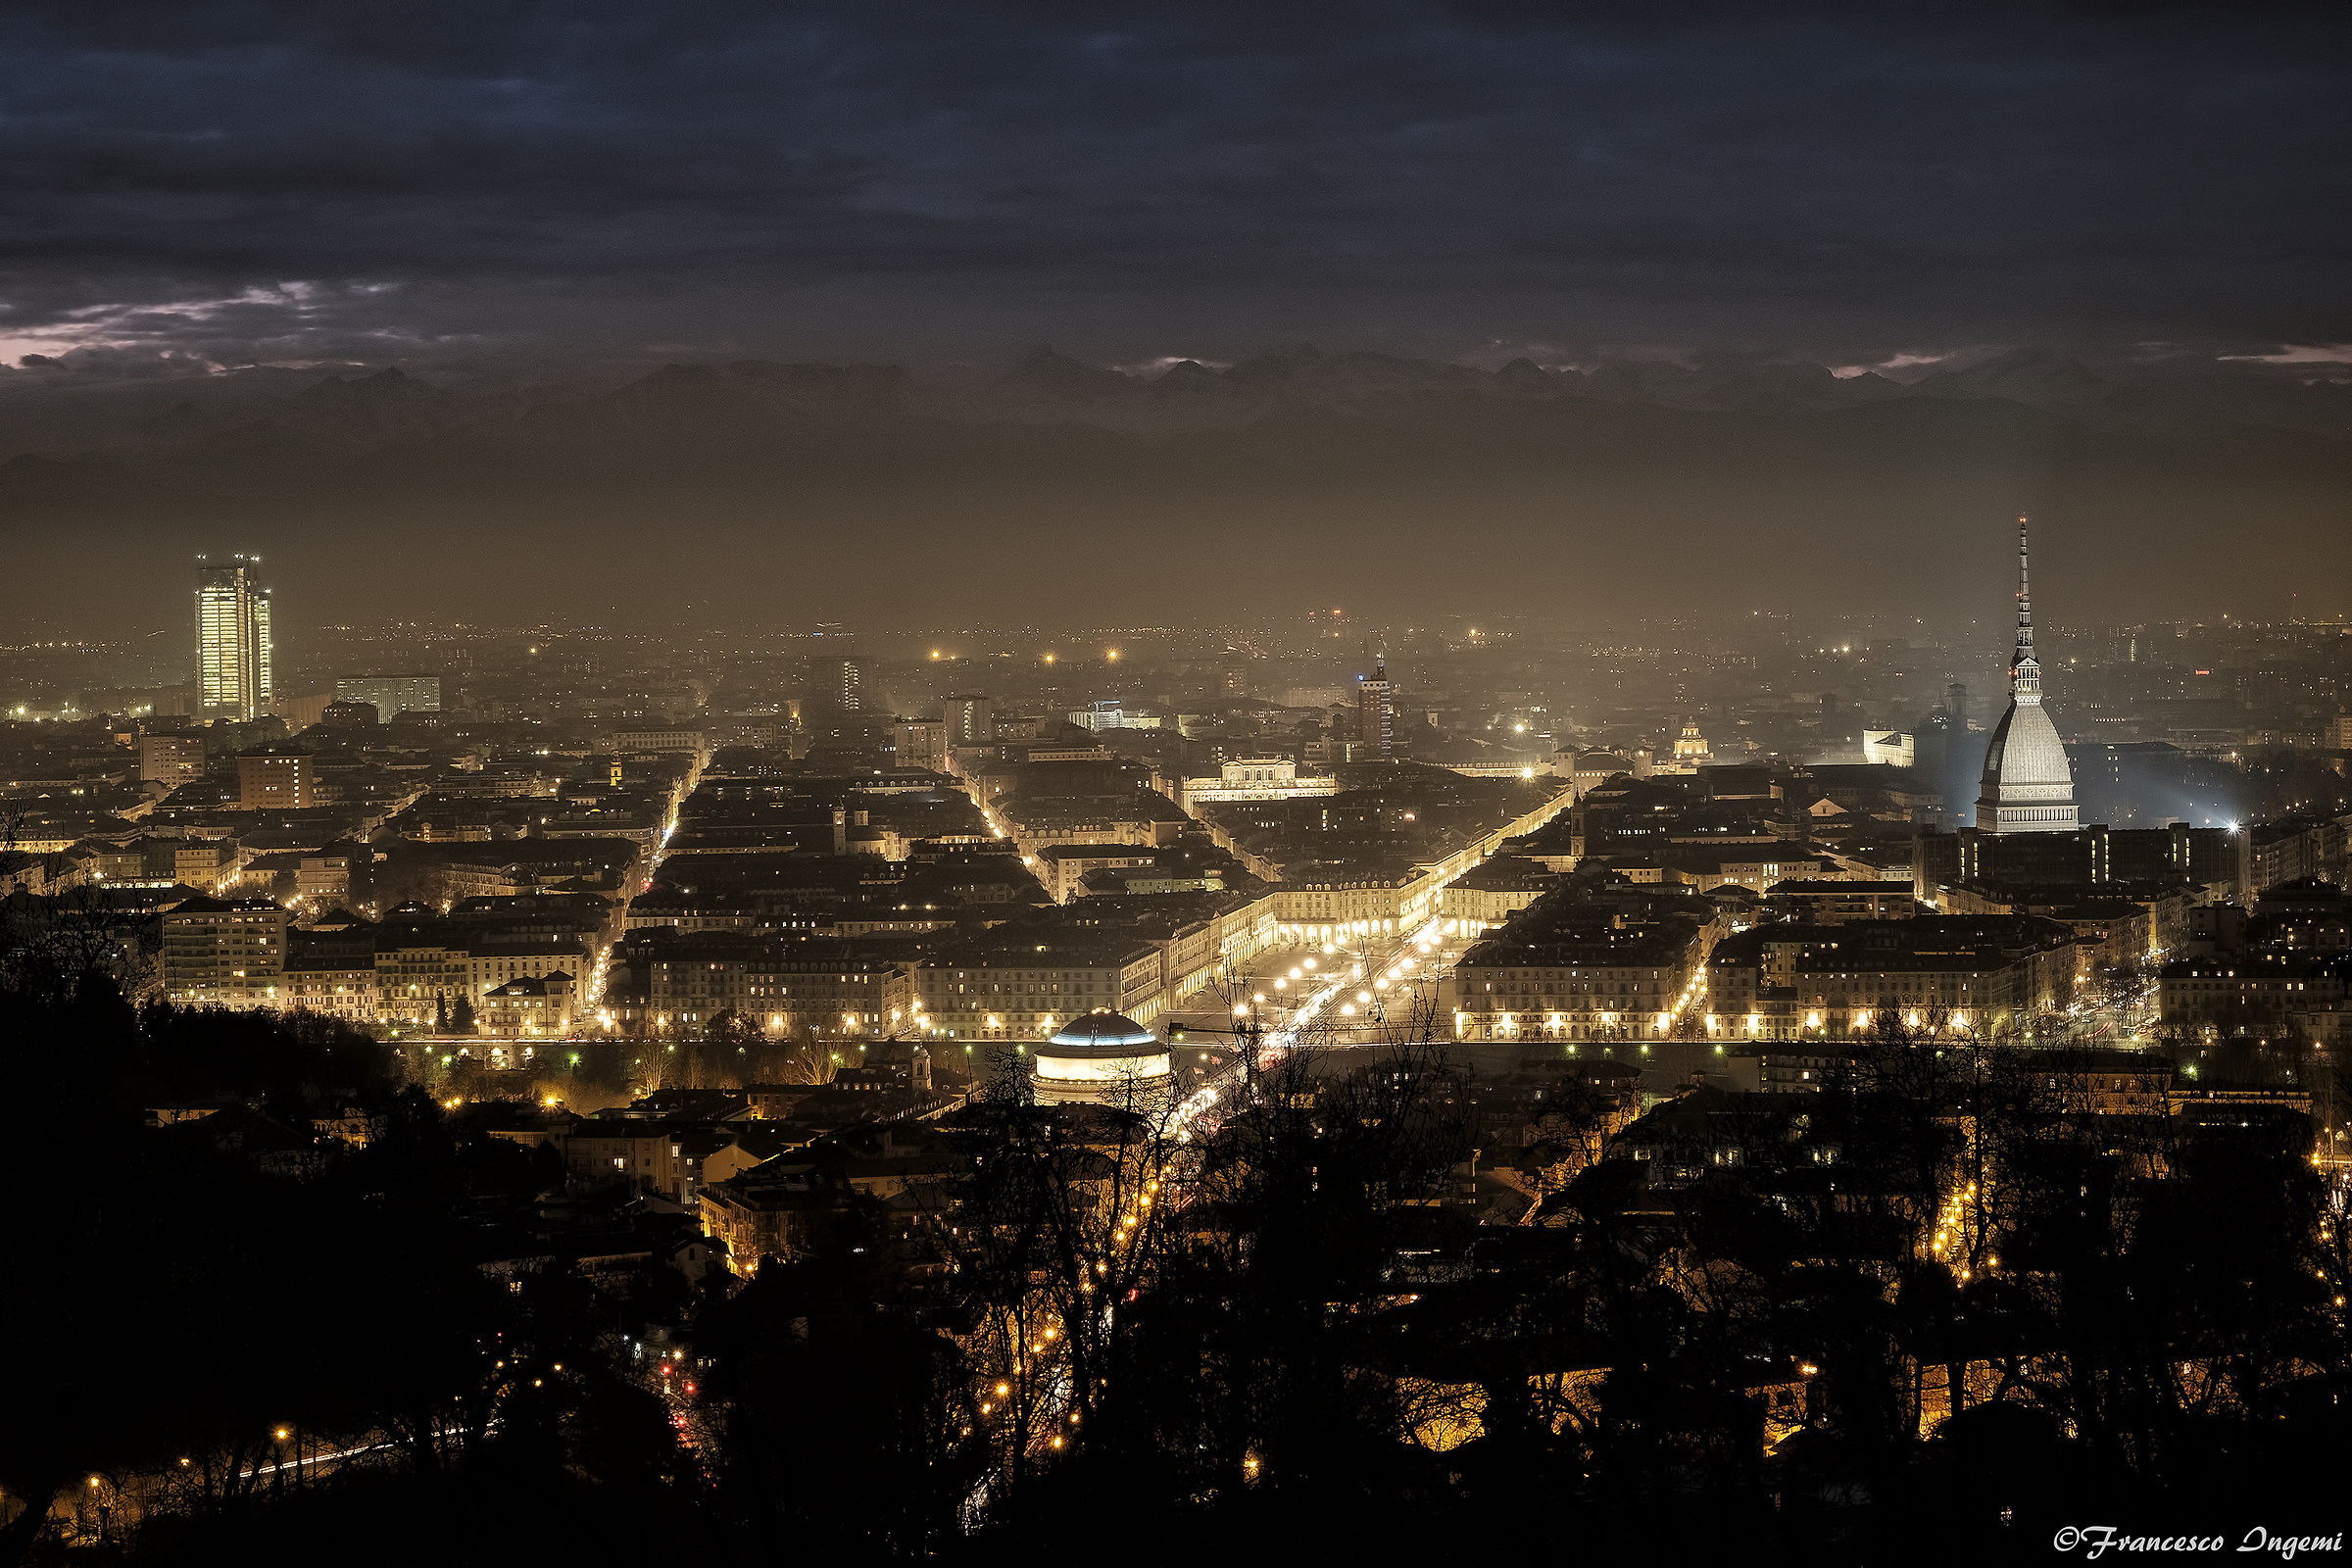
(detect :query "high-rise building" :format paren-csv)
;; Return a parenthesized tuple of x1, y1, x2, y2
(1357, 654, 1395, 760)
(946, 694, 996, 743)
(197, 556, 272, 720)
(826, 657, 866, 713)
(1975, 517, 2079, 835)
(335, 673, 442, 723)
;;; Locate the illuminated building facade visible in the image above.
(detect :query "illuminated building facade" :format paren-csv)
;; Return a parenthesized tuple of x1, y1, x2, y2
(625, 930, 913, 1036)
(1180, 757, 1340, 805)
(162, 896, 287, 1008)
(1706, 915, 2080, 1042)
(828, 656, 865, 713)
(285, 950, 382, 1023)
(918, 934, 1164, 1039)
(196, 555, 273, 720)
(479, 973, 577, 1037)
(1453, 926, 1704, 1043)
(1862, 730, 1916, 766)
(1070, 701, 1161, 730)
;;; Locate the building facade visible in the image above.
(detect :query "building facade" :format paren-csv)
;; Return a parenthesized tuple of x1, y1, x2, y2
(162, 897, 289, 1008)
(237, 745, 316, 809)
(1453, 924, 1707, 1043)
(894, 719, 950, 772)
(1181, 757, 1340, 806)
(1705, 915, 2082, 1042)
(917, 938, 1165, 1040)
(947, 694, 995, 743)
(139, 733, 207, 789)
(335, 673, 442, 722)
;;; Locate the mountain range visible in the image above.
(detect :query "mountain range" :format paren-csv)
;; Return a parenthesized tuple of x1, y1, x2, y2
(2, 344, 2347, 483)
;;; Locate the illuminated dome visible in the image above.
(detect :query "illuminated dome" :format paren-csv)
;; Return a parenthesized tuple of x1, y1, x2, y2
(1031, 1010, 1173, 1106)
(1977, 700, 2077, 831)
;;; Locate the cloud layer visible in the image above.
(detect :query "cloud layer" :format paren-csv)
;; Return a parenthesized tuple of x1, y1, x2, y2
(4, 2, 2350, 368)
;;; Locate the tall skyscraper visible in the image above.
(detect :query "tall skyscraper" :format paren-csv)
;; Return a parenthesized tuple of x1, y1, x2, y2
(1975, 517, 2079, 834)
(197, 555, 273, 720)
(1357, 653, 1395, 760)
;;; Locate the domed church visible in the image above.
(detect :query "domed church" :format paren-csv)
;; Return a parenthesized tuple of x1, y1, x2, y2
(1975, 516, 2080, 835)
(1029, 1010, 1174, 1107)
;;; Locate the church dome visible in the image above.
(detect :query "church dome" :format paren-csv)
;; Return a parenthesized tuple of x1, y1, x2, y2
(1040, 1011, 1159, 1056)
(1032, 1010, 1173, 1104)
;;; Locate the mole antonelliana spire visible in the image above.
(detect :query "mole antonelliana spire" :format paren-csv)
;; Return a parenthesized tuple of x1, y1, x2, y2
(1975, 515, 2079, 833)
(2012, 513, 2038, 697)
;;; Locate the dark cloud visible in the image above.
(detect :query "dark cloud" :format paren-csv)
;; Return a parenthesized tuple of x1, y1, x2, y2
(2, 1, 2349, 368)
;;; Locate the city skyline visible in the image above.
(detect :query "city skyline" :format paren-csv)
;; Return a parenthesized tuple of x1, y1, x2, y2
(8, 522, 2314, 850)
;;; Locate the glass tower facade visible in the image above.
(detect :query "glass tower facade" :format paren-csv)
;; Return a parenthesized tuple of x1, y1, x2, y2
(197, 556, 273, 720)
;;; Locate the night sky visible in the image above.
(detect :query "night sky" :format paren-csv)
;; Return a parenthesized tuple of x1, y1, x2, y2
(3, 2, 2349, 630)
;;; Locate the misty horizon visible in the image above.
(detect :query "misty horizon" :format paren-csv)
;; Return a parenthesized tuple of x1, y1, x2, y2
(4, 335, 2347, 639)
